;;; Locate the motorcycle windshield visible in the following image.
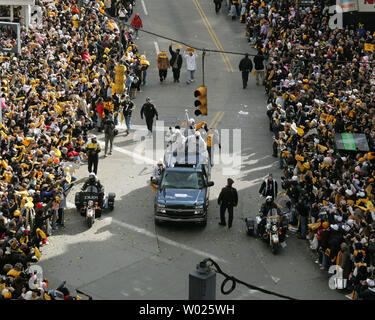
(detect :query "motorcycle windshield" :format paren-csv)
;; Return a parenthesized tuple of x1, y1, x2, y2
(87, 185, 99, 193)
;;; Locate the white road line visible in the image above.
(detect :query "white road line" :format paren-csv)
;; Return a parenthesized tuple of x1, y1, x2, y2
(154, 41, 159, 54)
(66, 201, 226, 262)
(107, 217, 227, 263)
(244, 162, 279, 175)
(116, 123, 167, 132)
(141, 0, 148, 15)
(97, 139, 157, 165)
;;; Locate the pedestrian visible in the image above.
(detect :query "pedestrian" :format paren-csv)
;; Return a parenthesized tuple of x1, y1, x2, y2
(56, 186, 69, 228)
(206, 127, 221, 166)
(238, 53, 253, 89)
(253, 49, 265, 85)
(85, 135, 102, 174)
(317, 222, 331, 270)
(296, 196, 309, 239)
(218, 178, 238, 229)
(134, 60, 143, 92)
(240, 1, 246, 23)
(184, 48, 197, 84)
(140, 55, 150, 86)
(118, 4, 128, 22)
(213, 0, 223, 13)
(131, 12, 143, 39)
(96, 97, 105, 132)
(156, 51, 170, 83)
(129, 73, 139, 99)
(51, 196, 60, 231)
(121, 94, 135, 135)
(169, 43, 183, 83)
(103, 113, 116, 157)
(125, 71, 134, 96)
(232, 0, 240, 16)
(229, 2, 236, 20)
(140, 97, 158, 135)
(259, 173, 278, 200)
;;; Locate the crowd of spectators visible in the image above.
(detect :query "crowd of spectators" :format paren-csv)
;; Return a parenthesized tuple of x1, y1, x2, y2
(229, 0, 375, 299)
(0, 0, 148, 299)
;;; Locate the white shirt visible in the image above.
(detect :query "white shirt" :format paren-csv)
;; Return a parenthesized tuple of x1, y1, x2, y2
(119, 8, 127, 17)
(184, 52, 197, 71)
(152, 165, 164, 179)
(186, 135, 208, 163)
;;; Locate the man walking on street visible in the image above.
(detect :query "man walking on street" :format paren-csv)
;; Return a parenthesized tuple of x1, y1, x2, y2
(253, 49, 265, 85)
(169, 43, 183, 83)
(121, 94, 135, 135)
(140, 97, 158, 135)
(103, 112, 116, 156)
(239, 53, 253, 89)
(184, 48, 197, 84)
(85, 135, 101, 175)
(131, 13, 143, 39)
(213, 0, 223, 13)
(156, 51, 170, 83)
(218, 178, 238, 229)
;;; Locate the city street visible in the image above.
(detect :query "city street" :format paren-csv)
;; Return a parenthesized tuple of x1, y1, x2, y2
(39, 0, 344, 300)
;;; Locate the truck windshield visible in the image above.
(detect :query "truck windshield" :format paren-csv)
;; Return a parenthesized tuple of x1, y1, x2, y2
(161, 171, 205, 189)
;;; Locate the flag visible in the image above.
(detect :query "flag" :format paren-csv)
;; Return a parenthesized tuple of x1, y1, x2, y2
(364, 43, 374, 52)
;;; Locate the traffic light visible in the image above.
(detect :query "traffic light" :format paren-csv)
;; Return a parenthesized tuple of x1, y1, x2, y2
(194, 86, 207, 116)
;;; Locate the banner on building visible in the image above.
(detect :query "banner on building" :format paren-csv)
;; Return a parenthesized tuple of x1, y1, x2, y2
(357, 0, 375, 12)
(340, 0, 358, 12)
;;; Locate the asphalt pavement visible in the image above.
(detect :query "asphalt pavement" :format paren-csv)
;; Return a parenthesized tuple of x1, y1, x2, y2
(39, 0, 344, 300)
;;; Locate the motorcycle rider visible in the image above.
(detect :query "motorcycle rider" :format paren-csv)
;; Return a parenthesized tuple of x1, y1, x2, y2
(258, 196, 280, 237)
(81, 172, 104, 206)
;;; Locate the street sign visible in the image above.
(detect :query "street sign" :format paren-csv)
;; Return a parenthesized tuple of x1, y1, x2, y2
(335, 133, 369, 151)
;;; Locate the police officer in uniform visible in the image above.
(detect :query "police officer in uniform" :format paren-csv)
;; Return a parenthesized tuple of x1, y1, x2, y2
(140, 97, 158, 135)
(239, 53, 253, 89)
(218, 178, 238, 228)
(85, 136, 101, 174)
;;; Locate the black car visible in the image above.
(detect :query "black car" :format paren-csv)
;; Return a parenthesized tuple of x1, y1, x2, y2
(154, 163, 214, 227)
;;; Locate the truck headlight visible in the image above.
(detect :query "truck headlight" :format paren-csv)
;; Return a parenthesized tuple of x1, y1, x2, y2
(194, 205, 204, 214)
(157, 204, 166, 213)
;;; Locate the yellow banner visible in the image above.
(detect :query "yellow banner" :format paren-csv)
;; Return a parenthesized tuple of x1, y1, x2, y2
(364, 43, 374, 52)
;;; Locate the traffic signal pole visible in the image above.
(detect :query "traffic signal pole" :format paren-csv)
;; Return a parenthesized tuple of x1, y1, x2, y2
(202, 51, 206, 86)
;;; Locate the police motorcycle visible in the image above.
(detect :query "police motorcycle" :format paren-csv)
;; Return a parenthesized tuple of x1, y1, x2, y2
(74, 174, 116, 228)
(245, 198, 288, 254)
